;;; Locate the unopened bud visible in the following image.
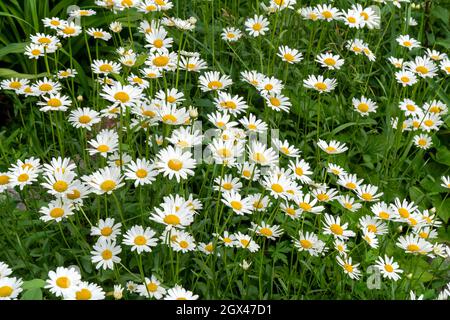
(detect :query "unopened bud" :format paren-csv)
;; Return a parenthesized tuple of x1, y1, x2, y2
(188, 106, 198, 118)
(77, 95, 83, 102)
(188, 17, 197, 25)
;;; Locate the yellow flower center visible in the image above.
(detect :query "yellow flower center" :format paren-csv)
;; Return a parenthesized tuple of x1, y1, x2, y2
(208, 81, 223, 89)
(361, 193, 373, 201)
(163, 214, 180, 225)
(63, 27, 76, 35)
(384, 264, 394, 273)
(56, 276, 70, 288)
(146, 5, 157, 11)
(317, 193, 329, 201)
(162, 114, 178, 123)
(0, 286, 13, 297)
(379, 211, 390, 219)
(367, 225, 377, 233)
(322, 11, 332, 19)
(269, 97, 281, 107)
(217, 148, 232, 158)
(78, 115, 91, 124)
(135, 169, 148, 178)
(424, 119, 434, 127)
(167, 159, 183, 171)
(400, 76, 410, 83)
(325, 146, 336, 153)
(53, 180, 68, 192)
(344, 203, 353, 209)
(345, 182, 357, 190)
(153, 56, 169, 67)
(10, 81, 22, 89)
(76, 288, 92, 300)
(271, 183, 284, 193)
(300, 239, 312, 249)
(67, 189, 81, 200)
(97, 144, 110, 153)
(419, 231, 428, 239)
(18, 173, 29, 182)
(153, 39, 164, 48)
(31, 49, 41, 56)
(114, 91, 130, 103)
(253, 152, 266, 163)
(101, 227, 113, 236)
(253, 200, 264, 209)
(230, 201, 243, 210)
(299, 202, 312, 211)
(247, 124, 257, 131)
(361, 12, 369, 20)
(240, 239, 250, 247)
(357, 103, 369, 113)
(50, 207, 64, 218)
(221, 101, 237, 110)
(93, 31, 104, 38)
(324, 58, 336, 66)
(134, 235, 147, 246)
(155, 0, 166, 5)
(101, 249, 113, 260)
(347, 17, 356, 24)
(406, 104, 416, 111)
(295, 167, 304, 176)
(330, 224, 343, 235)
(39, 83, 53, 91)
(260, 228, 273, 237)
(314, 82, 327, 91)
(205, 244, 214, 252)
(398, 208, 410, 218)
(179, 240, 189, 248)
(0, 175, 10, 185)
(227, 33, 235, 39)
(222, 182, 233, 190)
(403, 41, 412, 47)
(50, 20, 60, 26)
(186, 63, 197, 70)
(415, 66, 428, 74)
(283, 53, 295, 62)
(252, 23, 262, 31)
(407, 244, 420, 252)
(100, 180, 116, 192)
(418, 139, 427, 147)
(429, 106, 441, 113)
(344, 263, 353, 273)
(147, 282, 158, 292)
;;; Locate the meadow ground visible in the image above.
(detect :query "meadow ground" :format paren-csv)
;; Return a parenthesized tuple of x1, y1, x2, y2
(0, 0, 449, 300)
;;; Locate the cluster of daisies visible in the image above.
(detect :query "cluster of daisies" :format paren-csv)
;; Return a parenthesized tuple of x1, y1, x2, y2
(0, 0, 449, 300)
(43, 265, 198, 300)
(392, 37, 450, 86)
(0, 262, 23, 300)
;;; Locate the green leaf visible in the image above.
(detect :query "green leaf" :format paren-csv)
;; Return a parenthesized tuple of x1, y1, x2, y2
(21, 288, 43, 300)
(22, 279, 46, 290)
(434, 147, 450, 166)
(434, 198, 450, 223)
(0, 68, 47, 79)
(0, 42, 27, 58)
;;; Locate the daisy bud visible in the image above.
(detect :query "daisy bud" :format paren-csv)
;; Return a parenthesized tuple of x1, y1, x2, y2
(240, 259, 252, 270)
(406, 273, 413, 279)
(188, 106, 198, 118)
(77, 95, 83, 102)
(430, 207, 436, 213)
(397, 226, 403, 233)
(188, 17, 197, 25)
(113, 284, 124, 299)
